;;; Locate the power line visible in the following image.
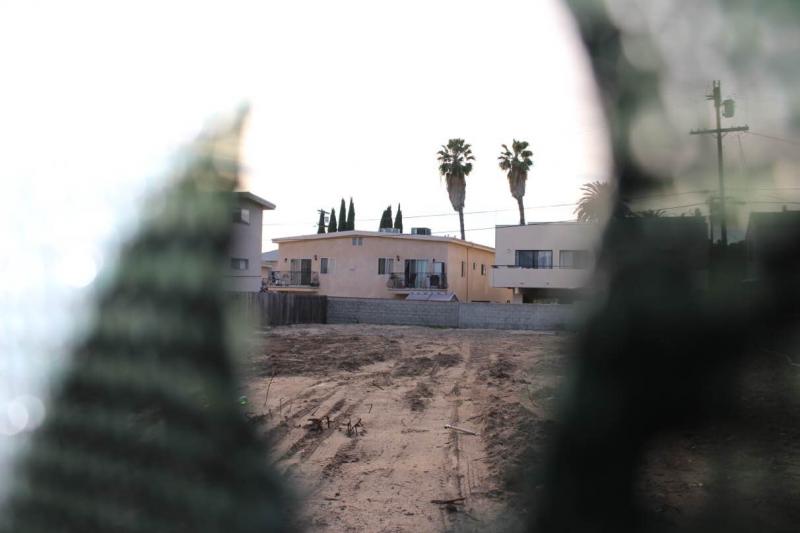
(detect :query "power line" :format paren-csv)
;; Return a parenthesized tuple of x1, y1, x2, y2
(748, 131, 800, 146)
(263, 191, 732, 228)
(627, 189, 710, 201)
(655, 202, 708, 211)
(263, 201, 579, 227)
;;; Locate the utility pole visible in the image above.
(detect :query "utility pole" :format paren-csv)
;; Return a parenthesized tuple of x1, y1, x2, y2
(316, 209, 329, 234)
(690, 80, 749, 247)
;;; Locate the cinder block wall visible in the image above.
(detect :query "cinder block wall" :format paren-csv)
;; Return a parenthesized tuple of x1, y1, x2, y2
(327, 297, 459, 328)
(457, 302, 575, 330)
(327, 297, 577, 330)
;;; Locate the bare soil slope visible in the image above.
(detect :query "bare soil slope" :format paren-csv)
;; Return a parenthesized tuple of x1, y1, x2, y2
(242, 324, 567, 532)
(241, 324, 800, 532)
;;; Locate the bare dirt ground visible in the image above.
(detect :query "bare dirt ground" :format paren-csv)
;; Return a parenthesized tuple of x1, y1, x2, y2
(241, 324, 568, 532)
(240, 324, 800, 532)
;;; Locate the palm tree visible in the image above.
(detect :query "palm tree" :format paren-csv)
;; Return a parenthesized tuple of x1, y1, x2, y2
(437, 138, 475, 240)
(498, 140, 533, 225)
(574, 181, 631, 222)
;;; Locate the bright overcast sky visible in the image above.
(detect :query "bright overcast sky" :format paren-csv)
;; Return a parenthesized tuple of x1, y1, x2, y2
(244, 0, 610, 248)
(1, 0, 609, 254)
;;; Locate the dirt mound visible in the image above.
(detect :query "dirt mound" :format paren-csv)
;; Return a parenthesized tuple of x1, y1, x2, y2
(392, 356, 434, 376)
(255, 334, 400, 375)
(404, 381, 434, 411)
(480, 357, 516, 381)
(434, 351, 462, 367)
(481, 398, 556, 494)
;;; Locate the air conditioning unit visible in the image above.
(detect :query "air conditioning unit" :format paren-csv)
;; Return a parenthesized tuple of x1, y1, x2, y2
(379, 227, 401, 233)
(411, 227, 431, 235)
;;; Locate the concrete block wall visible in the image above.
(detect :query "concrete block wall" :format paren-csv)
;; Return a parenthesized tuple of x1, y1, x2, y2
(457, 302, 575, 330)
(327, 297, 576, 331)
(327, 298, 459, 328)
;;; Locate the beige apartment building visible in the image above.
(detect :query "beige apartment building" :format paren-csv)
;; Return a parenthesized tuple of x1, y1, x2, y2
(269, 230, 512, 303)
(225, 192, 276, 292)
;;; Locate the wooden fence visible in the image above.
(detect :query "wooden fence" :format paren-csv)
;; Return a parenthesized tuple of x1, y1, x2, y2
(231, 292, 327, 327)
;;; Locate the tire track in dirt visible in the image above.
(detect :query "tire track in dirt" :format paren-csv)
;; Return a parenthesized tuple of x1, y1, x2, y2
(439, 338, 470, 530)
(441, 336, 506, 530)
(321, 438, 359, 478)
(267, 389, 339, 443)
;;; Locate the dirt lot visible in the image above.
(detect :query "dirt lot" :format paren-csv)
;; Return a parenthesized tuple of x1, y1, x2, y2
(240, 324, 800, 532)
(241, 324, 567, 531)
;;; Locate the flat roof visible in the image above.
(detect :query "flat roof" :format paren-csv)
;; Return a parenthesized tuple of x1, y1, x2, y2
(496, 220, 593, 229)
(235, 191, 276, 210)
(272, 230, 495, 253)
(261, 249, 279, 262)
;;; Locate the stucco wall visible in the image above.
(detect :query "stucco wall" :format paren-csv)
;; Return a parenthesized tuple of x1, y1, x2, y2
(225, 198, 265, 292)
(446, 245, 512, 302)
(327, 297, 577, 330)
(275, 232, 511, 302)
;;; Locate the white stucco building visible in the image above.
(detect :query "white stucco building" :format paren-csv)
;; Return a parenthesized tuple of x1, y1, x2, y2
(492, 222, 601, 303)
(225, 192, 276, 292)
(493, 217, 710, 303)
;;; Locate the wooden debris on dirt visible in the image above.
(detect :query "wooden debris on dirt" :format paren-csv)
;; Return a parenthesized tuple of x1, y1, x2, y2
(342, 418, 365, 437)
(444, 424, 480, 436)
(430, 497, 465, 505)
(307, 415, 331, 431)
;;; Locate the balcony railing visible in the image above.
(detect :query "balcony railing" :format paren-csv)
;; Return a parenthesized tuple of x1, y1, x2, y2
(492, 264, 588, 270)
(266, 270, 320, 288)
(386, 272, 448, 290)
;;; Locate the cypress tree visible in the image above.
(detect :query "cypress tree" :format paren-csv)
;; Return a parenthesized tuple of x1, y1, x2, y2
(347, 197, 355, 230)
(394, 203, 403, 233)
(339, 198, 347, 231)
(317, 210, 326, 234)
(379, 205, 393, 230)
(328, 208, 338, 232)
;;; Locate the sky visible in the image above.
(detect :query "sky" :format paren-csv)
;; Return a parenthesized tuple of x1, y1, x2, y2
(240, 0, 610, 250)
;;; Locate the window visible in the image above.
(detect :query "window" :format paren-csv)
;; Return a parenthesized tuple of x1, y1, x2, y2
(232, 208, 250, 225)
(515, 250, 553, 269)
(559, 250, 590, 269)
(461, 261, 465, 277)
(404, 259, 429, 289)
(480, 264, 486, 275)
(320, 257, 332, 274)
(351, 237, 363, 246)
(230, 257, 249, 270)
(378, 257, 394, 275)
(473, 262, 476, 270)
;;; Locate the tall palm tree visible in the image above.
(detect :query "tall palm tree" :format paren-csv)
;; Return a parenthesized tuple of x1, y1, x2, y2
(437, 138, 474, 240)
(498, 140, 533, 225)
(574, 180, 631, 222)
